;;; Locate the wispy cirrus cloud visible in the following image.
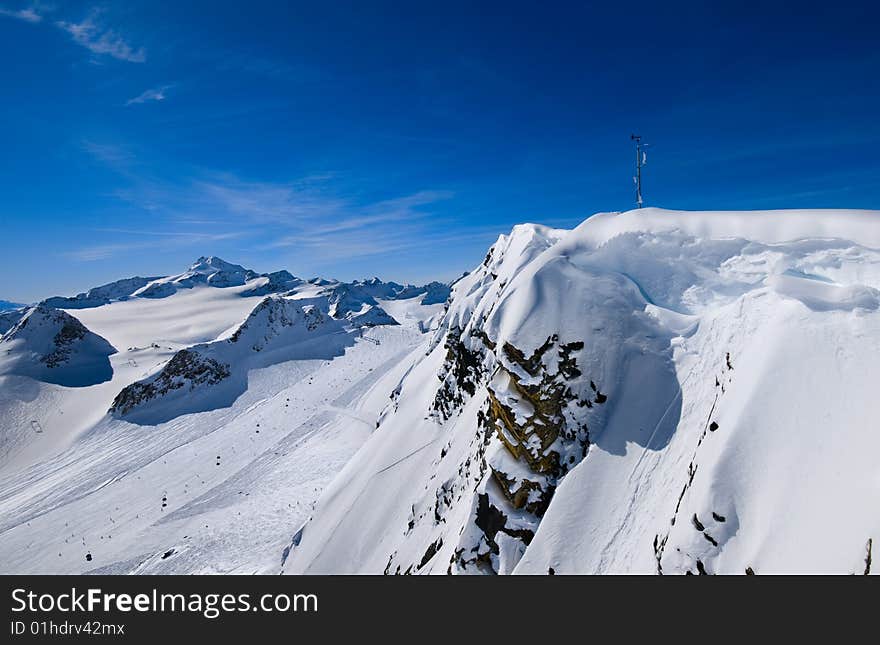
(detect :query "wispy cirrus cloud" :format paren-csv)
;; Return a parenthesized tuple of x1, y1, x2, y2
(0, 5, 43, 23)
(2, 4, 145, 62)
(79, 142, 463, 269)
(262, 189, 455, 252)
(80, 139, 136, 167)
(112, 173, 454, 243)
(267, 222, 499, 265)
(56, 9, 145, 63)
(176, 179, 464, 270)
(126, 85, 172, 106)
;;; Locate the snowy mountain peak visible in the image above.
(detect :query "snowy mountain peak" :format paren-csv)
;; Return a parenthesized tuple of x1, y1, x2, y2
(188, 256, 249, 274)
(133, 257, 259, 297)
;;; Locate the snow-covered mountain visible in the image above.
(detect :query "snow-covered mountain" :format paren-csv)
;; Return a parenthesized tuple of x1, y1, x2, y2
(133, 257, 261, 298)
(38, 256, 451, 328)
(109, 295, 352, 424)
(0, 305, 117, 387)
(0, 300, 24, 311)
(284, 208, 880, 575)
(1, 210, 878, 576)
(43, 277, 162, 309)
(0, 257, 449, 573)
(0, 258, 449, 467)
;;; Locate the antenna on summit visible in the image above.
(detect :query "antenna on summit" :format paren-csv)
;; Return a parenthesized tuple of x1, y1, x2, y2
(630, 134, 648, 208)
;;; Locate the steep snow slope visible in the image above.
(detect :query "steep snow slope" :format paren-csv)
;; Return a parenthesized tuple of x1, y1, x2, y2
(0, 308, 27, 336)
(286, 208, 880, 575)
(0, 306, 120, 470)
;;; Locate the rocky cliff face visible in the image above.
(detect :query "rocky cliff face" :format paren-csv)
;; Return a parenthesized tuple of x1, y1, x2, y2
(409, 224, 608, 573)
(287, 223, 614, 574)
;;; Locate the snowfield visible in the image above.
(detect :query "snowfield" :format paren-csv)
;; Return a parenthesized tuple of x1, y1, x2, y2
(1, 208, 879, 575)
(0, 259, 445, 573)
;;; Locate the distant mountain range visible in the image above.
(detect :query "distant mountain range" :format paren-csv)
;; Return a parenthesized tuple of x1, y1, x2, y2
(36, 255, 450, 315)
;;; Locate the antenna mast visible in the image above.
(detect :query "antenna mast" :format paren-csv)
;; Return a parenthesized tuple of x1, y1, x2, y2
(631, 134, 647, 208)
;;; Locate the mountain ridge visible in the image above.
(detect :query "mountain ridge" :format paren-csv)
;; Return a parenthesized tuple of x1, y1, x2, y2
(38, 256, 453, 322)
(284, 207, 880, 575)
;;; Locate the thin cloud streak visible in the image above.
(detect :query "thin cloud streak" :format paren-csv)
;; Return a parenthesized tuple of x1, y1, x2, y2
(0, 6, 42, 22)
(126, 85, 171, 106)
(270, 223, 499, 262)
(81, 145, 466, 272)
(56, 10, 145, 63)
(2, 5, 145, 62)
(81, 140, 136, 168)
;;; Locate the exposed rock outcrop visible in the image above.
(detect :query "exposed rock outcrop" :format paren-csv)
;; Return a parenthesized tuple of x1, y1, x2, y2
(110, 349, 231, 415)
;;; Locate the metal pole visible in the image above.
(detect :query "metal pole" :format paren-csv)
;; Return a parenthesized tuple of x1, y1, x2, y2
(631, 134, 643, 208)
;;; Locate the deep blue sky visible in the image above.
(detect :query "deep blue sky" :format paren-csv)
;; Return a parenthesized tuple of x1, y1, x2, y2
(1, 1, 878, 302)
